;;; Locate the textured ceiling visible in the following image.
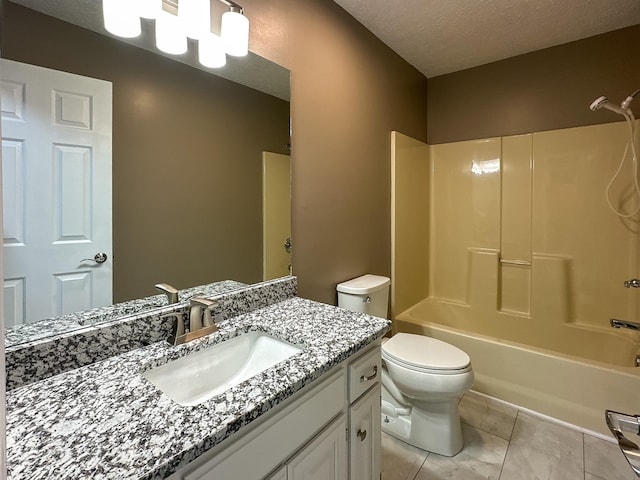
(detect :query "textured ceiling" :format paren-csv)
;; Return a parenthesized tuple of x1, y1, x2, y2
(333, 0, 640, 78)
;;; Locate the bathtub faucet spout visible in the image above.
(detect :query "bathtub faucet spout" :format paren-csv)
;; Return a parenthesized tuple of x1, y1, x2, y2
(610, 318, 640, 330)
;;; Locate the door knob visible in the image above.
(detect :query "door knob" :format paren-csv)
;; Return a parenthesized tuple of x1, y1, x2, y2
(81, 253, 108, 264)
(624, 278, 640, 288)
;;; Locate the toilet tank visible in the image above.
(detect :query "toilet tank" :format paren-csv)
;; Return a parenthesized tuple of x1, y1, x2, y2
(337, 274, 390, 318)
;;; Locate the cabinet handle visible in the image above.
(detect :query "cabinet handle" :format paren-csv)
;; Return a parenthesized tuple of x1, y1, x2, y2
(357, 429, 367, 441)
(360, 365, 378, 383)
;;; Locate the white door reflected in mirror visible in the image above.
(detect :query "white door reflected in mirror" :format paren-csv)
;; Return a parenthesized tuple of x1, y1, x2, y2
(1, 59, 113, 326)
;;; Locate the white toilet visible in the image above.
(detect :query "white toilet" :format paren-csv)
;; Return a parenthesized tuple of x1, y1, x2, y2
(337, 275, 474, 457)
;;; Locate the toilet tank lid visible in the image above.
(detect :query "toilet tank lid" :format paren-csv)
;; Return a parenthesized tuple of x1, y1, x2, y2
(337, 274, 390, 294)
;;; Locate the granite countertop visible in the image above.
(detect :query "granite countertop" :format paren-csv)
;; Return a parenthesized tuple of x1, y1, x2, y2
(5, 280, 247, 348)
(5, 280, 252, 392)
(7, 296, 391, 480)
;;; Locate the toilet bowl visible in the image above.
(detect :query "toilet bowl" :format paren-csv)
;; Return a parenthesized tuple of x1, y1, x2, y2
(381, 333, 474, 456)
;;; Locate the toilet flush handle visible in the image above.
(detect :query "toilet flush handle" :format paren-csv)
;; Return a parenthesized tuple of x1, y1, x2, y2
(363, 296, 372, 303)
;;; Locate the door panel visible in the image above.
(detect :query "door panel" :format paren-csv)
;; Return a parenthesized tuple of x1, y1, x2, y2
(1, 139, 24, 245)
(1, 59, 112, 326)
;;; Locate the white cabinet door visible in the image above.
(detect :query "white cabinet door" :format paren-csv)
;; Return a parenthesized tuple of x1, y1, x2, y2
(1, 59, 112, 326)
(349, 385, 381, 480)
(287, 415, 348, 480)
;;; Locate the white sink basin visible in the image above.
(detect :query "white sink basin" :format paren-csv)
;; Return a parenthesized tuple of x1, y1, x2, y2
(143, 331, 303, 406)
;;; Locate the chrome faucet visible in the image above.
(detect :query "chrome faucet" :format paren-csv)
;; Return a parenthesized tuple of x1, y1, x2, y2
(166, 297, 219, 346)
(189, 297, 218, 332)
(163, 312, 185, 346)
(610, 318, 640, 330)
(155, 283, 179, 304)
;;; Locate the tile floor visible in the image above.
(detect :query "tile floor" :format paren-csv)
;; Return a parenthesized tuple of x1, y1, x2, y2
(381, 391, 636, 480)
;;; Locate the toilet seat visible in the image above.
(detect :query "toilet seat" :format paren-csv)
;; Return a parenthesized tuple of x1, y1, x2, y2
(382, 333, 471, 374)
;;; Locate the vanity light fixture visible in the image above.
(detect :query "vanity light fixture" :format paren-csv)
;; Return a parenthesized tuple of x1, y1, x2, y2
(156, 9, 188, 55)
(220, 3, 249, 57)
(199, 33, 227, 68)
(102, 0, 142, 38)
(101, 0, 249, 68)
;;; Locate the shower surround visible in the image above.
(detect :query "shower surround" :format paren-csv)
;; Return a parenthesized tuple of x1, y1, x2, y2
(391, 123, 640, 435)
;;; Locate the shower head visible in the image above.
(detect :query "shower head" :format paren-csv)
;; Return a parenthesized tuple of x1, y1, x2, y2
(590, 95, 625, 115)
(590, 96, 609, 111)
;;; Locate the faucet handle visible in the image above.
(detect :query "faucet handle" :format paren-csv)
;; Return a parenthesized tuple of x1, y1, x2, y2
(190, 297, 217, 307)
(155, 283, 179, 304)
(610, 318, 640, 330)
(190, 297, 219, 328)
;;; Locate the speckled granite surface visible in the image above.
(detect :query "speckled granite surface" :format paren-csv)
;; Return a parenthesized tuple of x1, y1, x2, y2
(5, 280, 246, 347)
(6, 278, 296, 391)
(6, 296, 391, 480)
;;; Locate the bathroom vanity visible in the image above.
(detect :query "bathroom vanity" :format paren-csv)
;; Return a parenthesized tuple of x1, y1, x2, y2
(6, 278, 390, 479)
(169, 343, 382, 480)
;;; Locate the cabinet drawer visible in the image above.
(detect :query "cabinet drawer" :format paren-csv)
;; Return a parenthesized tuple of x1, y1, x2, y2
(348, 346, 381, 402)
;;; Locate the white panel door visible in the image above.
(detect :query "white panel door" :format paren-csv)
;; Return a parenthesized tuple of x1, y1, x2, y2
(0, 59, 112, 326)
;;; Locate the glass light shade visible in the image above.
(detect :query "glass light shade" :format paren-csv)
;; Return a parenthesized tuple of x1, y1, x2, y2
(138, 0, 162, 19)
(155, 11, 188, 55)
(179, 0, 211, 40)
(220, 11, 249, 57)
(103, 0, 141, 38)
(199, 33, 226, 69)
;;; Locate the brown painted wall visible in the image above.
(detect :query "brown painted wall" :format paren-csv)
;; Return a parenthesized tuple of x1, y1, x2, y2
(1, 3, 290, 302)
(428, 25, 640, 144)
(3, 1, 429, 307)
(8, 2, 630, 307)
(243, 0, 429, 304)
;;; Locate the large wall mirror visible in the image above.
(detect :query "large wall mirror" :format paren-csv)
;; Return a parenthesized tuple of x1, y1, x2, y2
(1, 0, 291, 343)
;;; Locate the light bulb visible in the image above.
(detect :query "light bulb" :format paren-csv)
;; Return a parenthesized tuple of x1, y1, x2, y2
(103, 0, 141, 38)
(179, 0, 211, 40)
(155, 10, 188, 55)
(138, 0, 162, 19)
(220, 10, 249, 57)
(199, 33, 226, 69)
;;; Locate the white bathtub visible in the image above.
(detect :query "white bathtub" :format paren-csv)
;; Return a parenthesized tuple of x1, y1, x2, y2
(395, 298, 640, 436)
